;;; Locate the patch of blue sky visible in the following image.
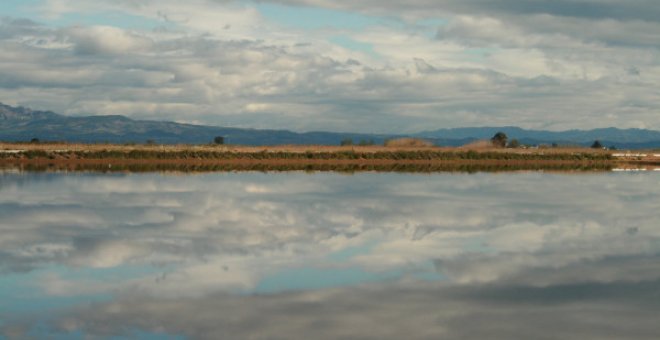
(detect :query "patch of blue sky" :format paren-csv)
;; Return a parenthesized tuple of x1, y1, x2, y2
(0, 264, 167, 314)
(329, 35, 380, 58)
(254, 237, 450, 293)
(49, 263, 168, 281)
(327, 239, 380, 262)
(255, 261, 450, 294)
(1, 290, 105, 317)
(0, 0, 41, 19)
(1, 1, 167, 30)
(255, 265, 402, 293)
(0, 284, 111, 321)
(23, 325, 85, 340)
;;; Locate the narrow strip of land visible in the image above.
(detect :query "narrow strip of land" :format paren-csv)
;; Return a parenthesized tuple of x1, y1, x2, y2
(1, 143, 658, 173)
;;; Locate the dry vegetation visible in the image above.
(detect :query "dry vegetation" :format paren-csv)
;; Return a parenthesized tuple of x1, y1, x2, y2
(0, 141, 628, 161)
(384, 138, 434, 147)
(459, 140, 494, 149)
(1, 141, 657, 173)
(0, 141, 624, 154)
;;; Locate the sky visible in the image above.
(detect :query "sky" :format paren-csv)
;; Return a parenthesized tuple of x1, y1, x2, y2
(0, 0, 658, 133)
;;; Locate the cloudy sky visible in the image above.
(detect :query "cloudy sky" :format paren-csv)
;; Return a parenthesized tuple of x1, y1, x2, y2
(0, 0, 659, 133)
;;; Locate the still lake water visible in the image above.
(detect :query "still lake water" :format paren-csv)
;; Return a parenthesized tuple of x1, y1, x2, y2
(0, 170, 659, 339)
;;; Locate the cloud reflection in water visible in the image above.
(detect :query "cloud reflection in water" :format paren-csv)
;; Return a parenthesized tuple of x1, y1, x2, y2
(0, 172, 659, 339)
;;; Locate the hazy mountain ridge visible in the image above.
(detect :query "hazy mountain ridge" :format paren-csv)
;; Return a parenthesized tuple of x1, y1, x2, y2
(416, 126, 660, 144)
(1, 103, 659, 148)
(0, 103, 389, 145)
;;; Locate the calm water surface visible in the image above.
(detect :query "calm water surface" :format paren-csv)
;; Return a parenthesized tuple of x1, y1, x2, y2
(0, 171, 659, 339)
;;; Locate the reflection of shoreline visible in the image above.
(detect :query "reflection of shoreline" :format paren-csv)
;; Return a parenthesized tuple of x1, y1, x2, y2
(0, 161, 617, 174)
(613, 168, 656, 172)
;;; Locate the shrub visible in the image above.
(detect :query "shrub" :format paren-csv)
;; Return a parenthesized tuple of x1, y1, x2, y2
(591, 140, 603, 149)
(491, 132, 508, 148)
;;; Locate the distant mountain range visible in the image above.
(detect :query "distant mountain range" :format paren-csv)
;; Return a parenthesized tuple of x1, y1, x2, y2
(2, 103, 659, 148)
(0, 103, 386, 145)
(414, 127, 660, 149)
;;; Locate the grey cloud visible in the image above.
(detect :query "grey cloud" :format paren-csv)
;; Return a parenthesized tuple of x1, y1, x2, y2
(436, 14, 660, 49)
(413, 58, 437, 74)
(437, 0, 660, 21)
(0, 17, 43, 39)
(65, 26, 155, 55)
(435, 250, 660, 287)
(13, 279, 660, 339)
(259, 0, 660, 22)
(464, 0, 660, 21)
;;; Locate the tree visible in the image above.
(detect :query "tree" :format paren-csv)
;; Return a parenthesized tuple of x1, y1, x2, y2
(214, 136, 225, 145)
(591, 140, 603, 149)
(507, 139, 520, 148)
(30, 138, 40, 144)
(340, 138, 353, 146)
(491, 132, 508, 148)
